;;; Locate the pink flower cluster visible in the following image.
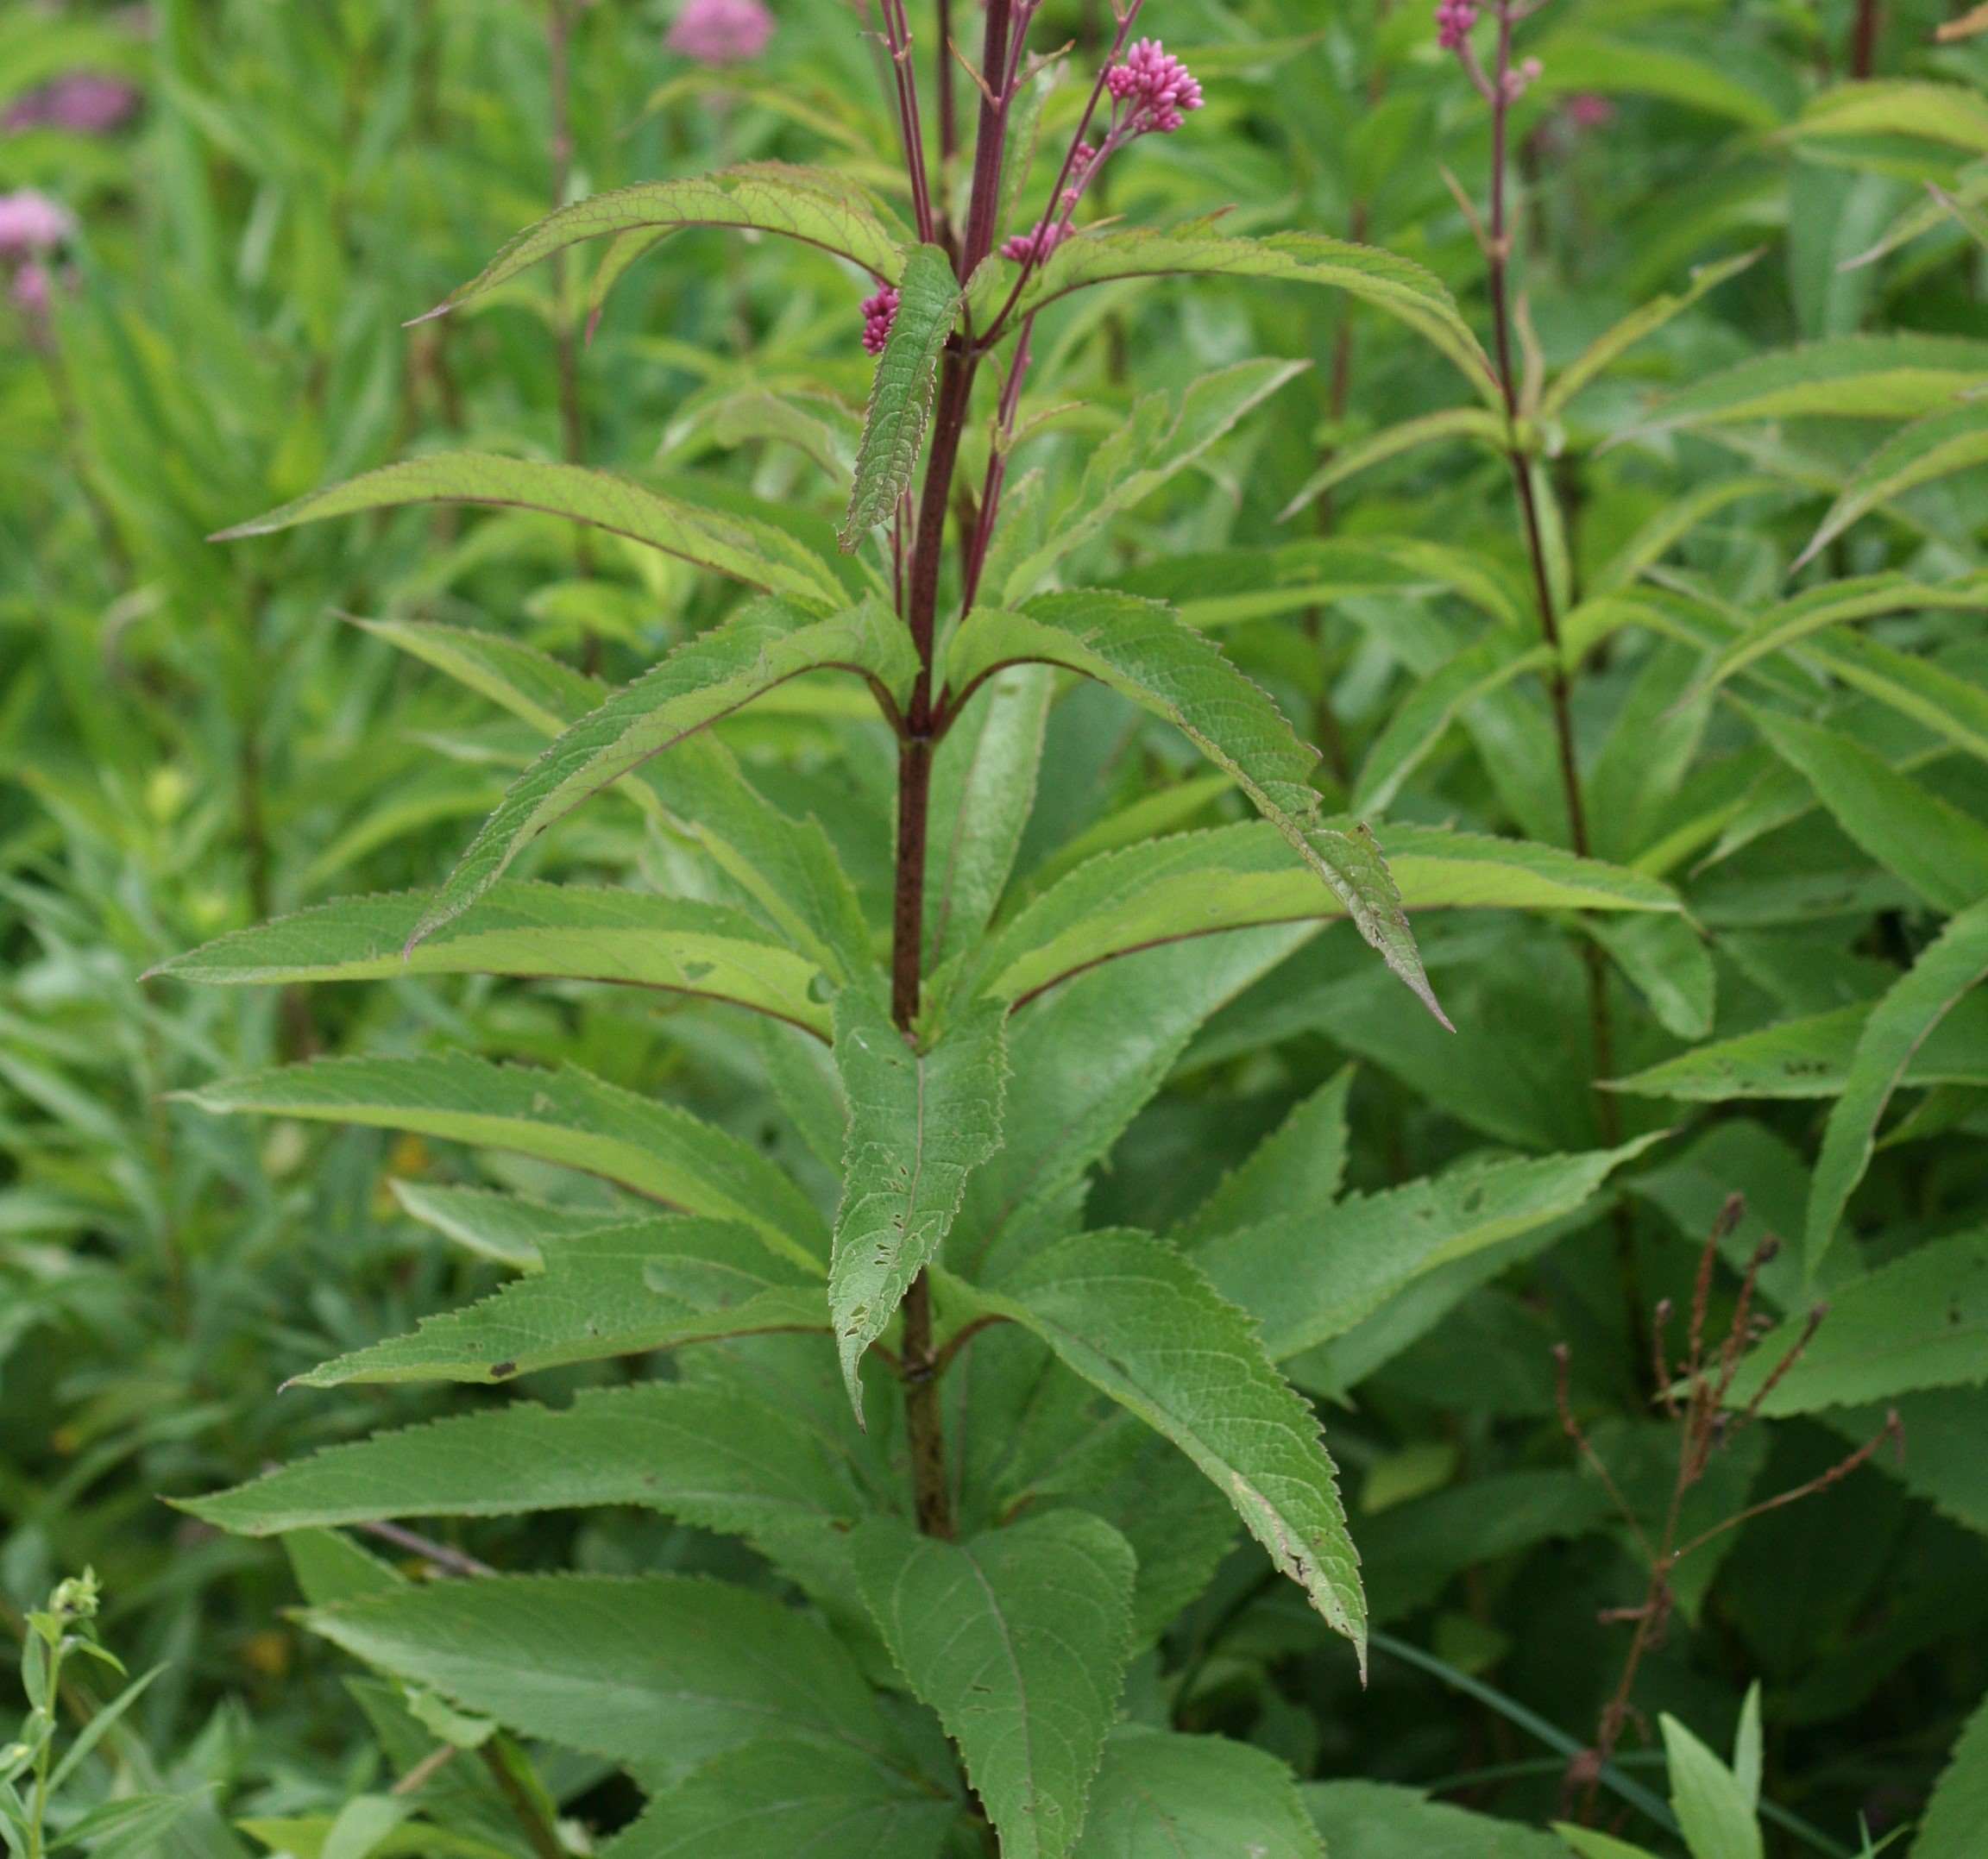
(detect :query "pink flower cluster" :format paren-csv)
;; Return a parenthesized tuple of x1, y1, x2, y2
(1000, 220, 1069, 265)
(1435, 0, 1478, 49)
(4, 72, 141, 136)
(0, 189, 75, 327)
(1104, 39, 1204, 136)
(860, 286, 901, 355)
(664, 0, 774, 67)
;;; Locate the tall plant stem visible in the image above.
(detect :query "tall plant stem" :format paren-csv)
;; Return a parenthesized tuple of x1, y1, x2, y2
(1850, 0, 1880, 77)
(1481, 7, 1635, 1325)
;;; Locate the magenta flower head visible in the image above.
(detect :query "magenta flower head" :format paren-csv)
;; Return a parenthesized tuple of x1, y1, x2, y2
(0, 190, 74, 259)
(4, 72, 141, 137)
(860, 285, 901, 355)
(1001, 221, 1069, 266)
(1104, 39, 1204, 136)
(664, 0, 774, 66)
(1435, 0, 1478, 50)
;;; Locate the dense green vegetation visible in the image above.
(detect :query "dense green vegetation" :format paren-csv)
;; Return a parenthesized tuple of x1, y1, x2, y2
(7, 0, 1988, 1852)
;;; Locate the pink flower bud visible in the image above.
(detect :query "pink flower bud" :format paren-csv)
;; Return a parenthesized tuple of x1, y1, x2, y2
(12, 260, 52, 316)
(3, 72, 141, 137)
(1566, 91, 1616, 129)
(1501, 54, 1544, 101)
(664, 0, 774, 67)
(1435, 0, 1478, 50)
(860, 285, 901, 355)
(1104, 39, 1203, 136)
(1001, 221, 1068, 265)
(0, 190, 74, 259)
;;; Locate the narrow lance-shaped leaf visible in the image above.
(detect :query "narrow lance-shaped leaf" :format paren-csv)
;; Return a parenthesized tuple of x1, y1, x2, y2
(176, 1053, 827, 1269)
(831, 988, 1007, 1420)
(279, 1218, 827, 1387)
(410, 597, 915, 949)
(180, 1380, 857, 1539)
(213, 455, 852, 612)
(964, 225, 1496, 400)
(840, 243, 960, 550)
(148, 883, 833, 1039)
(955, 1228, 1368, 1667)
(410, 164, 909, 323)
(300, 1575, 902, 1789)
(1796, 399, 1988, 568)
(1174, 1067, 1354, 1247)
(389, 1181, 607, 1273)
(1278, 405, 1510, 524)
(944, 593, 1449, 1026)
(1808, 896, 1988, 1272)
(855, 1512, 1136, 1859)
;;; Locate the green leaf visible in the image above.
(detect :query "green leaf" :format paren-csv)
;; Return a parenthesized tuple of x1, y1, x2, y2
(1796, 401, 1988, 568)
(412, 164, 909, 318)
(601, 1742, 957, 1858)
(946, 595, 1445, 1024)
(1553, 1827, 1662, 1859)
(280, 1218, 825, 1386)
(963, 226, 1494, 398)
(926, 665, 1053, 973)
(184, 1381, 856, 1550)
(1629, 335, 1988, 436)
(1069, 1730, 1323, 1859)
(1197, 1136, 1666, 1360)
(1353, 632, 1553, 814)
(302, 1575, 903, 1788)
(1808, 898, 1988, 1268)
(411, 597, 914, 948)
(150, 882, 833, 1038)
(1723, 1231, 1988, 1415)
(1277, 406, 1509, 523)
(974, 822, 1679, 1010)
(960, 1228, 1366, 1663)
(1542, 250, 1764, 419)
(1746, 707, 1988, 913)
(840, 244, 960, 549)
(830, 989, 1007, 1418)
(1304, 1780, 1569, 1856)
(855, 1512, 1135, 1859)
(387, 1180, 609, 1272)
(1690, 574, 1988, 697)
(1174, 1067, 1353, 1247)
(1660, 1714, 1763, 1859)
(1610, 995, 1988, 1102)
(355, 619, 603, 737)
(1806, 628, 1988, 769)
(178, 1053, 827, 1269)
(1915, 1688, 1988, 1859)
(1791, 81, 1988, 159)
(1588, 914, 1716, 1042)
(1531, 32, 1783, 128)
(997, 361, 1311, 604)
(213, 454, 852, 610)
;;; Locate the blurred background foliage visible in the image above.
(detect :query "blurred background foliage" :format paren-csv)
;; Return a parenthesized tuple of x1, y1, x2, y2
(5, 0, 1988, 1850)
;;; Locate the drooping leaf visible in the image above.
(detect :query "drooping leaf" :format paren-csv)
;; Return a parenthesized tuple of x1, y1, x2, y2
(1915, 1689, 1988, 1859)
(972, 821, 1679, 1010)
(1278, 406, 1510, 524)
(840, 243, 960, 549)
(1587, 914, 1716, 1042)
(150, 882, 832, 1037)
(1746, 707, 1988, 913)
(1530, 31, 1784, 128)
(213, 455, 853, 610)
(1790, 80, 1988, 160)
(1796, 400, 1988, 567)
(268, 1220, 825, 1386)
(1808, 898, 1988, 1268)
(960, 1228, 1367, 1663)
(945, 594, 1445, 1023)
(410, 597, 915, 947)
(1806, 628, 1988, 769)
(1069, 1730, 1324, 1859)
(1723, 1232, 1988, 1414)
(1174, 1067, 1354, 1247)
(996, 361, 1311, 604)
(962, 226, 1495, 398)
(1691, 573, 1988, 695)
(1609, 994, 1988, 1101)
(601, 1742, 958, 1859)
(1353, 632, 1553, 814)
(830, 987, 1007, 1419)
(389, 1180, 613, 1272)
(412, 165, 909, 319)
(302, 1575, 903, 1789)
(177, 1053, 827, 1268)
(855, 1511, 1136, 1859)
(1628, 335, 1988, 437)
(1197, 1136, 1667, 1361)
